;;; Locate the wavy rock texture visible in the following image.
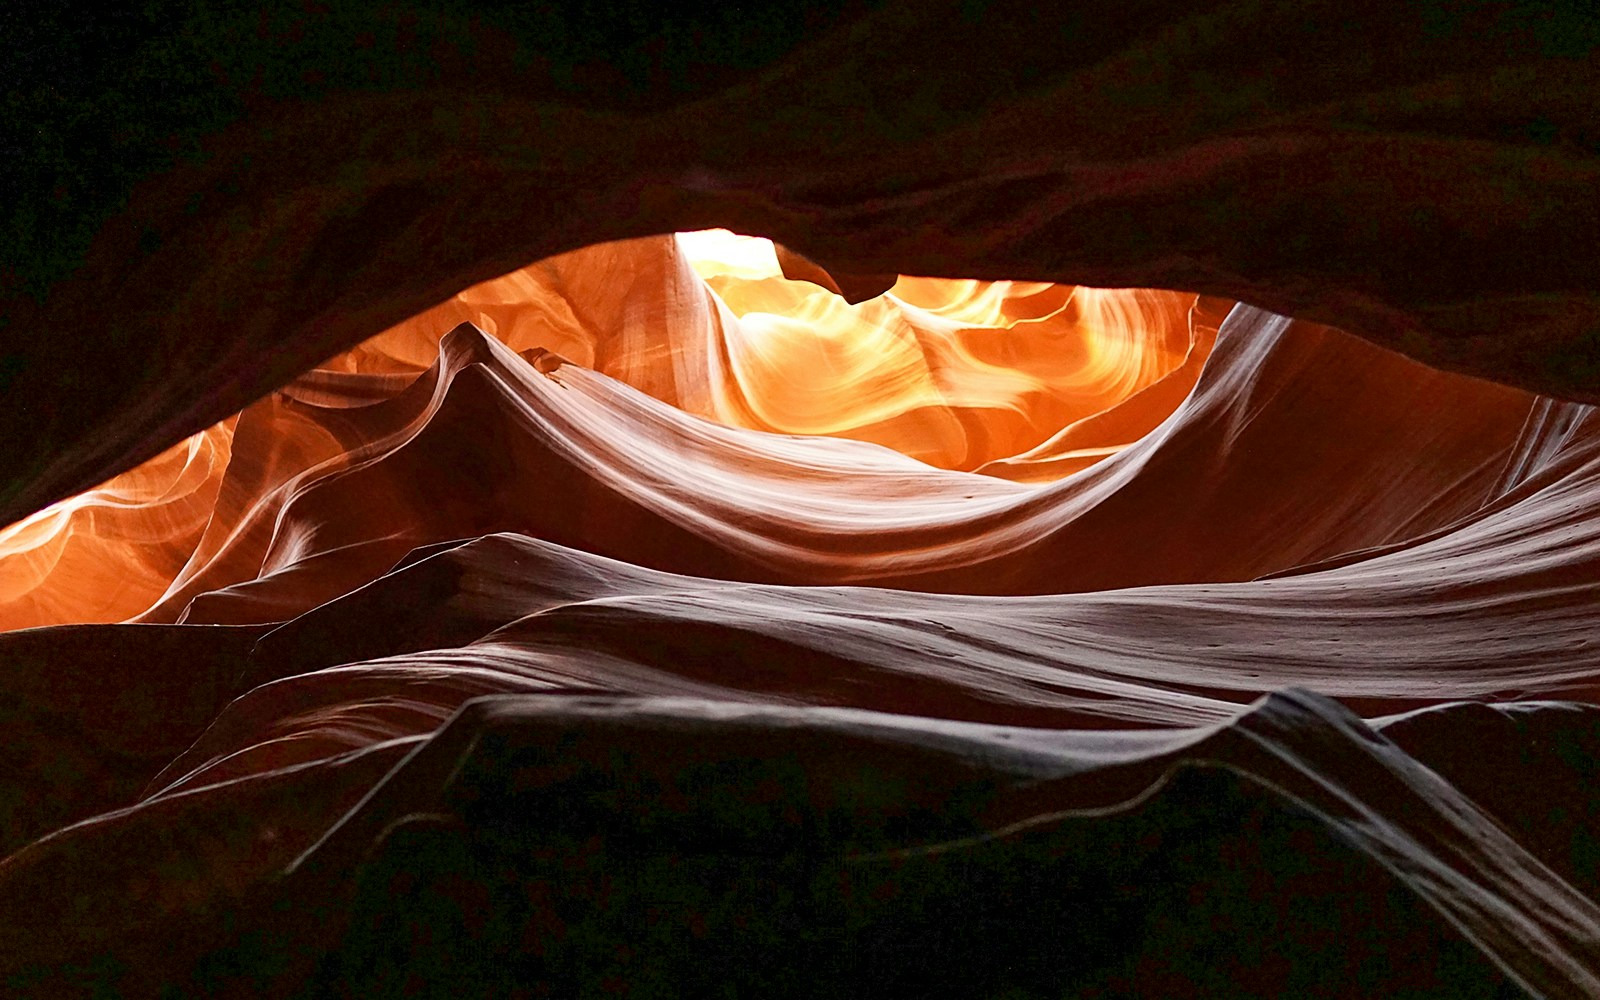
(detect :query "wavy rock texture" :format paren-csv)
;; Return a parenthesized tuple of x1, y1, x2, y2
(1, 231, 1599, 996)
(4, 2, 1600, 997)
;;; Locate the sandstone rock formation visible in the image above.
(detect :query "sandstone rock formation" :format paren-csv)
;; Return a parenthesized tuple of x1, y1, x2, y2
(3, 2, 1598, 996)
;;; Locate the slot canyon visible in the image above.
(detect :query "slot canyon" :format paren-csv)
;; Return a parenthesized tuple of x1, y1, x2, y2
(2, 2, 1599, 996)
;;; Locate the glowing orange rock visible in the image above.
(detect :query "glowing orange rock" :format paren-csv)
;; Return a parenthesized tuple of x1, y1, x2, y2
(0, 421, 234, 631)
(0, 232, 1211, 629)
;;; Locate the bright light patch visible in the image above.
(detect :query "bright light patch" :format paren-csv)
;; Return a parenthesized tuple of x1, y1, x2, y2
(673, 229, 784, 281)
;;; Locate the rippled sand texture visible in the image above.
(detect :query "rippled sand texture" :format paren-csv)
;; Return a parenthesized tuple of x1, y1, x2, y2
(2, 234, 1599, 996)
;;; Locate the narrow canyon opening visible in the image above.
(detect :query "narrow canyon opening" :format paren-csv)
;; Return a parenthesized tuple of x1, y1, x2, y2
(0, 231, 1224, 630)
